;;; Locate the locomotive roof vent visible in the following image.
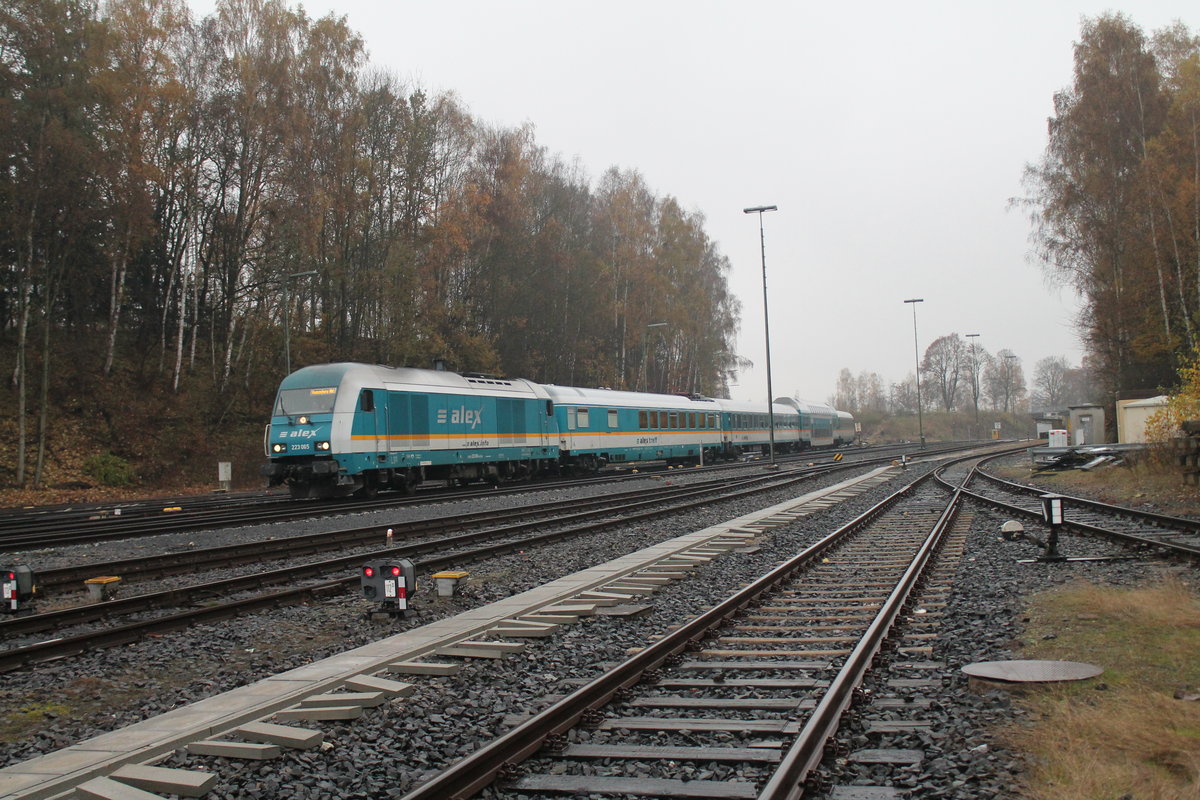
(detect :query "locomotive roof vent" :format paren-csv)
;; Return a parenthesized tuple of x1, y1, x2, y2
(464, 373, 512, 386)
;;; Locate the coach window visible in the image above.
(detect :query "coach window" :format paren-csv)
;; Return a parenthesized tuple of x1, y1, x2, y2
(658, 411, 668, 428)
(360, 389, 374, 412)
(577, 408, 589, 428)
(608, 409, 618, 428)
(649, 411, 658, 429)
(639, 410, 648, 429)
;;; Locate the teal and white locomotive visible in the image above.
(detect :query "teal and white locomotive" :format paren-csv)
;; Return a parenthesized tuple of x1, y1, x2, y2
(263, 363, 854, 498)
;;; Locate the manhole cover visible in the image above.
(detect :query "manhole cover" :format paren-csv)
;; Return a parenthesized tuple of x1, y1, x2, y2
(962, 659, 1102, 683)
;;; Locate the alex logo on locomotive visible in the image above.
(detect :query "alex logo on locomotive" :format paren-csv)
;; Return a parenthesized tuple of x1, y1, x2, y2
(436, 406, 484, 429)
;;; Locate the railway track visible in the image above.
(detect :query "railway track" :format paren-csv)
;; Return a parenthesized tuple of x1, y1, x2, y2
(940, 455, 1200, 559)
(399, 470, 967, 799)
(0, 461, 887, 672)
(0, 442, 971, 553)
(0, 443, 1096, 800)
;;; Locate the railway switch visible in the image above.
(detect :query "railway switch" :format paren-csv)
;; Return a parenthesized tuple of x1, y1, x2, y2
(361, 559, 415, 618)
(1038, 494, 1068, 562)
(2, 565, 37, 613)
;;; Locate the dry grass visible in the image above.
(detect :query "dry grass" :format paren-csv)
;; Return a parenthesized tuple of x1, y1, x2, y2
(993, 458, 1200, 518)
(1004, 577, 1200, 799)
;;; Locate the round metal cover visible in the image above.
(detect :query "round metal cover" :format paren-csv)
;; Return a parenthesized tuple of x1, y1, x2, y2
(962, 659, 1103, 683)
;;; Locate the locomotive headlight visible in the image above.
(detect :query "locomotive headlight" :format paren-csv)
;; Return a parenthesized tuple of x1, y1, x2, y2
(316, 441, 331, 451)
(271, 443, 286, 454)
(297, 415, 310, 425)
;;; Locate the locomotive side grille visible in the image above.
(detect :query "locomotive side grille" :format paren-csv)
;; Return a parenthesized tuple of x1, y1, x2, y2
(499, 398, 525, 444)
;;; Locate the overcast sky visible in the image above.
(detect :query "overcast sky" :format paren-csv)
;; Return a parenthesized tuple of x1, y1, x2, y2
(192, 0, 1195, 404)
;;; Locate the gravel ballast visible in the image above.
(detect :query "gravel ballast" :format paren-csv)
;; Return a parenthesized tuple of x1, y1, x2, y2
(2, 459, 1191, 800)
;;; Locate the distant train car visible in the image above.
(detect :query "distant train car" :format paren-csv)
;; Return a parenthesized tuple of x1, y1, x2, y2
(711, 398, 802, 457)
(541, 385, 723, 469)
(262, 363, 556, 498)
(774, 398, 847, 449)
(834, 410, 857, 446)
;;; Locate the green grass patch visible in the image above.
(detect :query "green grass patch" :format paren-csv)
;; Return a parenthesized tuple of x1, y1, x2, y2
(0, 700, 72, 742)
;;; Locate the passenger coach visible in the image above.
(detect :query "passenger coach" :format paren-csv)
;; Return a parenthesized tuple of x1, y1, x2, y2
(711, 398, 802, 456)
(541, 385, 723, 470)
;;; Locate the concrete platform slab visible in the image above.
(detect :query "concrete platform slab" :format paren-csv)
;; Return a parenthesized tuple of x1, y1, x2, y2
(341, 674, 415, 697)
(518, 613, 578, 625)
(275, 704, 363, 722)
(436, 640, 526, 659)
(234, 721, 323, 749)
(387, 660, 461, 676)
(77, 776, 169, 800)
(602, 583, 657, 595)
(186, 740, 280, 760)
(300, 691, 386, 708)
(491, 625, 559, 638)
(110, 764, 216, 797)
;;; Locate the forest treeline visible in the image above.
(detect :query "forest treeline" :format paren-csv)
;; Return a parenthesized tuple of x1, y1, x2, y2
(1024, 14, 1200, 411)
(0, 0, 741, 488)
(834, 337, 1092, 418)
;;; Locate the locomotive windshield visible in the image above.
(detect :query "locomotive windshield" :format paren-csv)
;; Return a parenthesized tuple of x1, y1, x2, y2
(274, 387, 338, 415)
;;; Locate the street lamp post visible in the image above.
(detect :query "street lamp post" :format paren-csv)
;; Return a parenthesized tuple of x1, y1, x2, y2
(641, 322, 668, 392)
(744, 204, 779, 468)
(903, 298, 925, 449)
(1004, 353, 1018, 413)
(284, 270, 319, 374)
(966, 333, 980, 438)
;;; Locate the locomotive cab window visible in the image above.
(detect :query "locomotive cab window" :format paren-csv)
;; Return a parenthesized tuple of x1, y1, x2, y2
(360, 389, 375, 412)
(275, 387, 337, 416)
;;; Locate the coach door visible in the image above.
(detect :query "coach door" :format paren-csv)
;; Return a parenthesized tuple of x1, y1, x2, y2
(358, 389, 385, 456)
(539, 400, 553, 449)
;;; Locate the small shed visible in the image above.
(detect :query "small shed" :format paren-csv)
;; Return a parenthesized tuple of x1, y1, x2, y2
(1116, 395, 1168, 444)
(1068, 405, 1107, 445)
